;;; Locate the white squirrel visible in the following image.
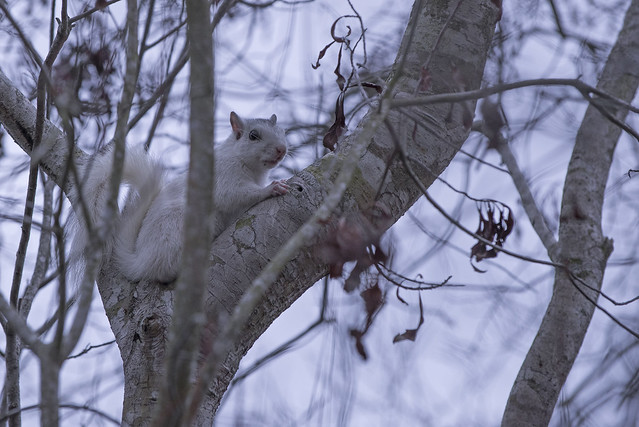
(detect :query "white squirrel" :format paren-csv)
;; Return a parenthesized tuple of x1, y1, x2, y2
(71, 111, 289, 283)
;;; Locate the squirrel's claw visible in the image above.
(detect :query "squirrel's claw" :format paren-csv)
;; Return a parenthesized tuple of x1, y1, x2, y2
(270, 179, 290, 196)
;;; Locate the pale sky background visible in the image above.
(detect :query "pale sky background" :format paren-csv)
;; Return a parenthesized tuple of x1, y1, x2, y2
(0, 0, 638, 426)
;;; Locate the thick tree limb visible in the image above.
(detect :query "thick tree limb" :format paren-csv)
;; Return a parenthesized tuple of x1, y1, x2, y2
(0, 70, 86, 192)
(201, 0, 500, 412)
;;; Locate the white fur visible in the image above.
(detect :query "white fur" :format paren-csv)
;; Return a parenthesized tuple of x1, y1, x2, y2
(71, 112, 288, 283)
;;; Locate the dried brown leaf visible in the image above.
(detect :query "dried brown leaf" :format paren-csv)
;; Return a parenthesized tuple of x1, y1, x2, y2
(350, 329, 367, 360)
(361, 284, 383, 317)
(359, 82, 383, 94)
(323, 93, 346, 150)
(393, 328, 418, 343)
(312, 40, 335, 70)
(393, 293, 424, 343)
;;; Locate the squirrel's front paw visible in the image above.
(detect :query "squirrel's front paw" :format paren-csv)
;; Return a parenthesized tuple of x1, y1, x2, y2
(270, 179, 290, 196)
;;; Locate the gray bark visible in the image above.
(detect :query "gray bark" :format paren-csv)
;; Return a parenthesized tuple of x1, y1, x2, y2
(5, 327, 20, 427)
(153, 0, 216, 425)
(501, 0, 639, 425)
(0, 0, 500, 423)
(0, 70, 84, 192)
(39, 356, 60, 427)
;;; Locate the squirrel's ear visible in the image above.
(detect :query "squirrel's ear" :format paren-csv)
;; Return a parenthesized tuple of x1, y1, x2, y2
(269, 114, 277, 125)
(230, 111, 244, 139)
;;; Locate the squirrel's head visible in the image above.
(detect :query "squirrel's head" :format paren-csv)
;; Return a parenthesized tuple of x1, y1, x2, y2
(229, 111, 288, 170)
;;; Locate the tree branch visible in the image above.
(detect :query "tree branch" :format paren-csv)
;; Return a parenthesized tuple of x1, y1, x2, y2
(502, 0, 639, 424)
(0, 69, 86, 192)
(391, 78, 639, 117)
(154, 0, 216, 423)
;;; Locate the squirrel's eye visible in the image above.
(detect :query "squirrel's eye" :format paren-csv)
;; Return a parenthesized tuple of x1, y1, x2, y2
(249, 130, 261, 141)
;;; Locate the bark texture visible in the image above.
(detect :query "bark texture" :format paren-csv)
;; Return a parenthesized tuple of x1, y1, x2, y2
(501, 0, 639, 425)
(0, 70, 84, 193)
(0, 0, 500, 423)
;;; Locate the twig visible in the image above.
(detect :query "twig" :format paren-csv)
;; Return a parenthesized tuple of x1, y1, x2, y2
(69, 0, 123, 24)
(230, 279, 331, 386)
(568, 274, 639, 340)
(127, 0, 238, 131)
(61, 0, 139, 359)
(391, 78, 639, 116)
(546, 0, 567, 38)
(144, 20, 186, 51)
(67, 340, 116, 360)
(20, 178, 55, 318)
(0, 403, 120, 425)
(0, 295, 43, 356)
(375, 262, 457, 291)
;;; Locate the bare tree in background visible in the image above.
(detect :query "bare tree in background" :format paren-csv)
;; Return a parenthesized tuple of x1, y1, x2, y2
(0, 0, 638, 426)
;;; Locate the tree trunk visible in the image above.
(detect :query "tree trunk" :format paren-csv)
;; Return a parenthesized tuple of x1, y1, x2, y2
(501, 0, 639, 424)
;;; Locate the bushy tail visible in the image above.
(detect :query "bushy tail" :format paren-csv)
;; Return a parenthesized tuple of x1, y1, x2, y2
(69, 145, 164, 278)
(113, 146, 166, 280)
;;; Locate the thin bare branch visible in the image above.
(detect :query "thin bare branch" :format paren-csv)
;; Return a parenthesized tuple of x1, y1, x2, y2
(391, 78, 639, 116)
(153, 0, 216, 423)
(127, 0, 238, 131)
(69, 0, 123, 24)
(61, 0, 139, 359)
(0, 295, 43, 356)
(0, 403, 121, 425)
